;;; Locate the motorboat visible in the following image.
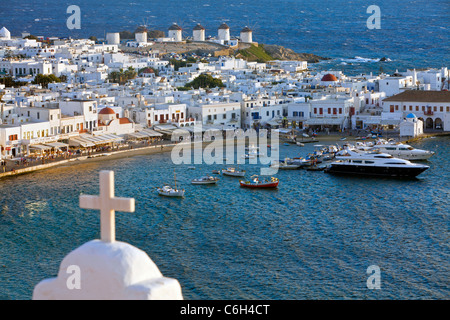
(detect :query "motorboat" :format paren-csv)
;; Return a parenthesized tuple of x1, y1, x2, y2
(270, 160, 300, 170)
(371, 143, 435, 161)
(324, 147, 429, 178)
(296, 142, 305, 147)
(222, 167, 246, 177)
(191, 176, 219, 185)
(157, 185, 185, 197)
(239, 176, 279, 188)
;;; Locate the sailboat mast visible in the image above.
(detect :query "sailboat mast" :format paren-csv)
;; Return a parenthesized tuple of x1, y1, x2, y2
(174, 169, 177, 189)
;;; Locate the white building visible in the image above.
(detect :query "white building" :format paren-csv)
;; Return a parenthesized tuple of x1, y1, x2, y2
(188, 101, 241, 129)
(106, 33, 120, 45)
(0, 27, 11, 40)
(193, 24, 205, 42)
(59, 99, 99, 132)
(240, 27, 253, 43)
(218, 23, 230, 43)
(382, 90, 450, 131)
(378, 75, 414, 97)
(399, 113, 423, 138)
(168, 24, 183, 42)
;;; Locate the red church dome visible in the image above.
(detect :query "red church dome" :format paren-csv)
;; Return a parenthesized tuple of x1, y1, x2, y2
(99, 107, 116, 115)
(321, 74, 338, 82)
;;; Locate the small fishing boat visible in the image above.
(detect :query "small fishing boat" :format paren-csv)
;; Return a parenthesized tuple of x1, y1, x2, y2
(296, 142, 304, 147)
(157, 185, 185, 197)
(239, 176, 279, 188)
(222, 167, 246, 177)
(212, 170, 221, 174)
(158, 170, 185, 197)
(191, 176, 219, 185)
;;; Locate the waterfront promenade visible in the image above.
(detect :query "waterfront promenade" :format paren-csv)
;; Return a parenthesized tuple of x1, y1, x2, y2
(1, 129, 447, 180)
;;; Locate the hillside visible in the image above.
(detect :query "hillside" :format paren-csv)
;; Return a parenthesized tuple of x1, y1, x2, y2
(262, 44, 330, 63)
(235, 44, 329, 63)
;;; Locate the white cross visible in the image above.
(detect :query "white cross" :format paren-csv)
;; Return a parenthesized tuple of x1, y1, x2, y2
(79, 171, 135, 243)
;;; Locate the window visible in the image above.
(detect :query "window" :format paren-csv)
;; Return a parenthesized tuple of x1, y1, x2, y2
(339, 108, 342, 114)
(440, 106, 443, 112)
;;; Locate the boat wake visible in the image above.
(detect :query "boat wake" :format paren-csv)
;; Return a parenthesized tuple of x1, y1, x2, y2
(340, 56, 392, 63)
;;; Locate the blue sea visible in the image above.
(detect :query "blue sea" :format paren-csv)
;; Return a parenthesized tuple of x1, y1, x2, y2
(0, 137, 449, 299)
(0, 0, 449, 75)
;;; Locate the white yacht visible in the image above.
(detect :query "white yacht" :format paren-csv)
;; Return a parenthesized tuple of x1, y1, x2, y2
(325, 147, 429, 178)
(371, 143, 435, 161)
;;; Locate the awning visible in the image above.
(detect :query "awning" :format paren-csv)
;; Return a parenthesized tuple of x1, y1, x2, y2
(142, 129, 163, 137)
(69, 138, 95, 148)
(381, 119, 401, 125)
(29, 144, 52, 151)
(45, 142, 69, 148)
(126, 130, 162, 139)
(306, 118, 345, 126)
(266, 120, 281, 127)
(80, 134, 123, 145)
(154, 124, 178, 131)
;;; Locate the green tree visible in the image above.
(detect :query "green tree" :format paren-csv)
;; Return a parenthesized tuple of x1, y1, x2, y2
(32, 74, 61, 88)
(186, 74, 225, 89)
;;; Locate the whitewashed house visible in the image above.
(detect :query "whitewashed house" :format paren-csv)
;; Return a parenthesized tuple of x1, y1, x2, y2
(382, 90, 450, 131)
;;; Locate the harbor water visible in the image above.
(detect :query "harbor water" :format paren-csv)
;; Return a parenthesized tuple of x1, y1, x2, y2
(0, 136, 448, 299)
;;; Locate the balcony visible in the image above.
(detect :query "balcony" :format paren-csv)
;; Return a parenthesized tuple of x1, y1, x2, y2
(424, 111, 434, 116)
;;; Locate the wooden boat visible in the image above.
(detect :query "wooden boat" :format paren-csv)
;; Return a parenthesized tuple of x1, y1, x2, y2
(212, 170, 221, 174)
(191, 176, 219, 185)
(239, 176, 279, 188)
(222, 168, 246, 177)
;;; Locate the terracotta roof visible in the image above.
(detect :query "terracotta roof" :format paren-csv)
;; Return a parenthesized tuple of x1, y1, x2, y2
(119, 118, 132, 124)
(99, 107, 116, 115)
(383, 90, 450, 103)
